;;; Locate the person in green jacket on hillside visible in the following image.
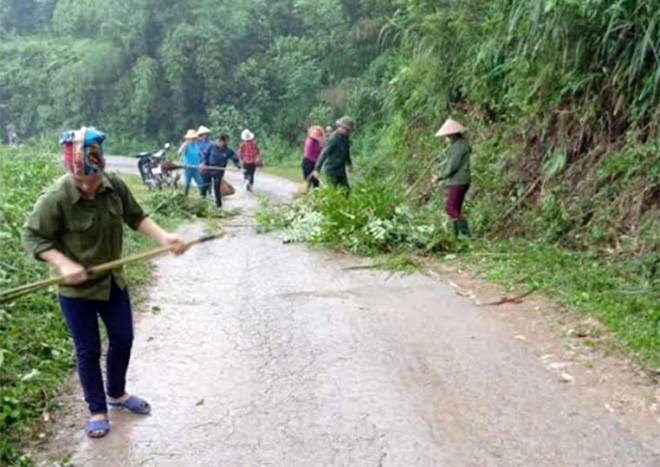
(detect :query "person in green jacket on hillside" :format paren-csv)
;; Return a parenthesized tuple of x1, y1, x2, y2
(434, 118, 472, 237)
(312, 116, 355, 191)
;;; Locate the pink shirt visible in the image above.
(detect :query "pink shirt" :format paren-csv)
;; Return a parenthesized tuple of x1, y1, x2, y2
(303, 137, 322, 163)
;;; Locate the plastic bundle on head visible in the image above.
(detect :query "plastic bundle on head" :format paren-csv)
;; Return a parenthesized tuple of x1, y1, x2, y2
(60, 126, 106, 175)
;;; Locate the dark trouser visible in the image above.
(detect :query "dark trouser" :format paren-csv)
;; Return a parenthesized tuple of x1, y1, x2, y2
(446, 184, 470, 220)
(201, 173, 211, 198)
(302, 158, 319, 188)
(204, 173, 225, 207)
(327, 171, 350, 191)
(58, 280, 134, 415)
(243, 163, 257, 186)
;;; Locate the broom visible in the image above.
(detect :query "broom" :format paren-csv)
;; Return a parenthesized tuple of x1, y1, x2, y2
(0, 231, 224, 304)
(297, 173, 322, 196)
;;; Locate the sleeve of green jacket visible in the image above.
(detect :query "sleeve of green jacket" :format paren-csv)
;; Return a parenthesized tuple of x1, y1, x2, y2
(21, 191, 61, 260)
(443, 142, 467, 180)
(315, 135, 336, 172)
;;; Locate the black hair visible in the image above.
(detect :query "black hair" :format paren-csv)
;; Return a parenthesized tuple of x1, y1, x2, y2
(215, 133, 229, 142)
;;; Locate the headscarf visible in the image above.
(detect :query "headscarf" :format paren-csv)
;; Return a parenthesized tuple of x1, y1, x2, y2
(60, 127, 106, 175)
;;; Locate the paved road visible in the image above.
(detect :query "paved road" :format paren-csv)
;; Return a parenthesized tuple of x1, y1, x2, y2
(60, 158, 660, 466)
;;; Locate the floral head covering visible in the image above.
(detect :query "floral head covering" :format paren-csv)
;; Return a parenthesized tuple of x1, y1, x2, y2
(60, 127, 106, 175)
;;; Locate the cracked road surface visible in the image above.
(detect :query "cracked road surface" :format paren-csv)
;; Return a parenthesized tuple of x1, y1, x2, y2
(60, 159, 660, 466)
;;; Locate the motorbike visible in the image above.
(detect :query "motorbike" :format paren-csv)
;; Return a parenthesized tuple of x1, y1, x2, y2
(135, 143, 180, 190)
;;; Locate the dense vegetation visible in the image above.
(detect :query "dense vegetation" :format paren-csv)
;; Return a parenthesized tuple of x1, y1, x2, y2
(1, 0, 659, 461)
(1, 0, 657, 249)
(0, 149, 70, 466)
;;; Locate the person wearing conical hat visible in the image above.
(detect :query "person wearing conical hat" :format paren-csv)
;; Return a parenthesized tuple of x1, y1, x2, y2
(434, 118, 472, 237)
(22, 127, 189, 439)
(238, 129, 261, 192)
(312, 116, 355, 191)
(178, 129, 205, 197)
(196, 125, 212, 155)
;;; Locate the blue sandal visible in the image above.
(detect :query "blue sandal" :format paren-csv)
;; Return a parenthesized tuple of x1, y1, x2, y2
(86, 418, 110, 438)
(108, 395, 151, 415)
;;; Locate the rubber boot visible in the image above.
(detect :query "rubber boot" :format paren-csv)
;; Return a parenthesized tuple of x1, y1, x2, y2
(452, 220, 460, 237)
(457, 219, 471, 238)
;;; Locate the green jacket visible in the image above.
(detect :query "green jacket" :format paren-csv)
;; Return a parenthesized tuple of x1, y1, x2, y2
(315, 132, 352, 176)
(441, 137, 471, 185)
(21, 172, 147, 300)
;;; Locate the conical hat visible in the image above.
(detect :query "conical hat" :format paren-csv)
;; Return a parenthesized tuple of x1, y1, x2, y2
(197, 126, 211, 135)
(435, 118, 467, 137)
(184, 129, 198, 140)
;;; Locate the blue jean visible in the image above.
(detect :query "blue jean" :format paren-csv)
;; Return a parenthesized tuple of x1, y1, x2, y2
(58, 281, 134, 415)
(183, 168, 204, 196)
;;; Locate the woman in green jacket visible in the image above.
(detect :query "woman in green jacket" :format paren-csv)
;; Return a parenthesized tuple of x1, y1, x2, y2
(435, 118, 472, 237)
(22, 127, 189, 438)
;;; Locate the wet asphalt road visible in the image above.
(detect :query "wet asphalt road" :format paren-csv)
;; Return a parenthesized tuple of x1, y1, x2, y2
(62, 158, 660, 466)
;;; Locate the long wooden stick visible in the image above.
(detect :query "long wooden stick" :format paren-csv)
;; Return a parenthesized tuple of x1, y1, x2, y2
(172, 164, 241, 172)
(404, 155, 444, 199)
(0, 231, 224, 304)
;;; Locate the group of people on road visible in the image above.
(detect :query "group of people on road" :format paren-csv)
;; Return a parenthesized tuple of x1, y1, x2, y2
(302, 115, 472, 237)
(178, 126, 261, 207)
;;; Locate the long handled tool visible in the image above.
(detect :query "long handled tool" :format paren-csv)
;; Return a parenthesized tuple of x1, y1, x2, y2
(171, 164, 240, 172)
(297, 172, 324, 196)
(0, 231, 224, 304)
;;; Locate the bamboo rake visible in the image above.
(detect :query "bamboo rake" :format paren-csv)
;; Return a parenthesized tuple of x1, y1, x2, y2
(0, 231, 224, 304)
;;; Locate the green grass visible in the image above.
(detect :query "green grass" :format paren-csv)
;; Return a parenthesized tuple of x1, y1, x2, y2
(263, 164, 302, 183)
(457, 240, 660, 368)
(0, 148, 72, 466)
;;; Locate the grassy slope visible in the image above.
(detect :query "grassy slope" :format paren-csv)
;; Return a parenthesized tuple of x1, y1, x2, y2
(457, 240, 660, 367)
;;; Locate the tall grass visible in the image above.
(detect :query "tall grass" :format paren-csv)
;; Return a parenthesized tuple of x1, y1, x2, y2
(0, 147, 70, 465)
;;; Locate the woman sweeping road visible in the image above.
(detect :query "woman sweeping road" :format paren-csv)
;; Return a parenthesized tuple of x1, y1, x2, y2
(21, 127, 189, 439)
(433, 118, 472, 237)
(202, 133, 242, 207)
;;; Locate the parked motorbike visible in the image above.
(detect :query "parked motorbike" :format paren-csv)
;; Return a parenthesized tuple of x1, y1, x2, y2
(135, 143, 179, 190)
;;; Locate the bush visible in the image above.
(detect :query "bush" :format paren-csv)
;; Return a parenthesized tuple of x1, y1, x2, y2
(145, 190, 231, 220)
(257, 180, 456, 255)
(0, 147, 72, 465)
(260, 136, 300, 166)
